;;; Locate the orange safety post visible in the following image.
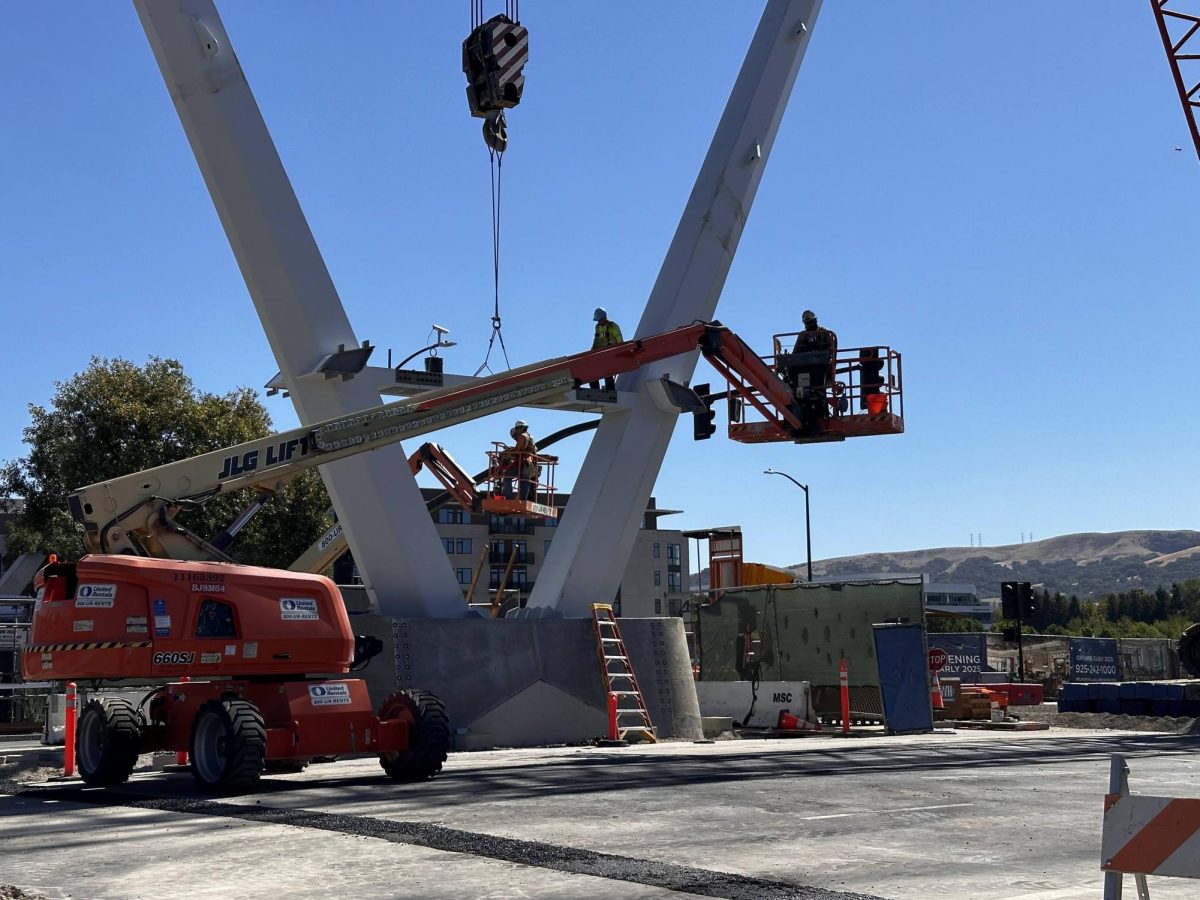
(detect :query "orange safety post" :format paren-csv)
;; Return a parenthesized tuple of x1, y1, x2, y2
(607, 692, 619, 741)
(175, 676, 190, 765)
(839, 658, 850, 735)
(63, 681, 77, 777)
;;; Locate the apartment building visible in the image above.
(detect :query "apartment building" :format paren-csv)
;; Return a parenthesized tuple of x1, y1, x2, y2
(425, 489, 688, 618)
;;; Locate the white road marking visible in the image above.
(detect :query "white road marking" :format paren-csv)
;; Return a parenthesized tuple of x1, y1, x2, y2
(800, 802, 973, 820)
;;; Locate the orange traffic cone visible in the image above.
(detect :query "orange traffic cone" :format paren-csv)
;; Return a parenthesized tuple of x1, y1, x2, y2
(930, 670, 945, 711)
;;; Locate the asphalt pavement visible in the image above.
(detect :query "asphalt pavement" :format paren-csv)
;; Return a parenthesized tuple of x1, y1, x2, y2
(1, 727, 1198, 899)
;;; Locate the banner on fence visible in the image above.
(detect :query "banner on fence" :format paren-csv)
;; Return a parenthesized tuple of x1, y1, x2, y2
(1069, 637, 1121, 682)
(926, 633, 987, 682)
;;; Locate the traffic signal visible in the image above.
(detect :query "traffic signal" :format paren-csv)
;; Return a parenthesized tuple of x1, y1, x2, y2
(1018, 581, 1036, 620)
(727, 393, 743, 424)
(1001, 582, 1018, 620)
(692, 383, 717, 440)
(693, 406, 717, 440)
(1000, 581, 1034, 621)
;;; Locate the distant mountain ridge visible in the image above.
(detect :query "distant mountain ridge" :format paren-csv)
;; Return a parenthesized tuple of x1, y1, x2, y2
(789, 530, 1200, 600)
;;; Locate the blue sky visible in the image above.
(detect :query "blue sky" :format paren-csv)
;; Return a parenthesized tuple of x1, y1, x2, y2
(2, 2, 1198, 569)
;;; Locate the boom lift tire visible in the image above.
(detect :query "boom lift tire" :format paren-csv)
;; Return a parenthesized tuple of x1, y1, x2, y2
(190, 698, 267, 793)
(76, 698, 142, 787)
(378, 689, 450, 782)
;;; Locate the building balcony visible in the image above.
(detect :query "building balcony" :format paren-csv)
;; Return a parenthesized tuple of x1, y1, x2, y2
(489, 550, 535, 565)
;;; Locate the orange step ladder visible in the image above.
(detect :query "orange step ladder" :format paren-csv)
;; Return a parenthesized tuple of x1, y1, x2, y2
(590, 603, 657, 743)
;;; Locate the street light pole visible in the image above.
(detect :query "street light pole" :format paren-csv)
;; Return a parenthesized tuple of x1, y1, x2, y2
(763, 469, 811, 582)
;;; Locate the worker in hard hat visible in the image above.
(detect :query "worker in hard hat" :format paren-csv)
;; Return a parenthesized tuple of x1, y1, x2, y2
(792, 309, 837, 358)
(508, 420, 539, 501)
(787, 310, 838, 432)
(588, 307, 623, 391)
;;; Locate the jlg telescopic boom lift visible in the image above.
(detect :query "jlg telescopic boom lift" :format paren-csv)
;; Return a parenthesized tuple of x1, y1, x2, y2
(65, 321, 902, 567)
(25, 321, 901, 792)
(23, 554, 448, 793)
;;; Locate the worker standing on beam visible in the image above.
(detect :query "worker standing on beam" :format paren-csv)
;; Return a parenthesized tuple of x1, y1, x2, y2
(589, 307, 624, 391)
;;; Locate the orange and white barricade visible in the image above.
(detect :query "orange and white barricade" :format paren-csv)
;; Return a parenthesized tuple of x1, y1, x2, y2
(1102, 754, 1200, 899)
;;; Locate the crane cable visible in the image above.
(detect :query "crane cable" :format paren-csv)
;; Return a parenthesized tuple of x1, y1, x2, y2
(472, 0, 521, 376)
(475, 142, 509, 376)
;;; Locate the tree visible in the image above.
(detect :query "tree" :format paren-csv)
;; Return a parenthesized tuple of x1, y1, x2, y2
(1, 357, 331, 570)
(927, 615, 984, 633)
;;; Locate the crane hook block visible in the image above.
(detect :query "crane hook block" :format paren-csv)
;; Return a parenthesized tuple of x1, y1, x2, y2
(483, 111, 509, 153)
(463, 14, 528, 120)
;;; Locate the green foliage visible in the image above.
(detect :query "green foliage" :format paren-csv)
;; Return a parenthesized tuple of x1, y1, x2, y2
(1, 357, 331, 569)
(927, 615, 984, 633)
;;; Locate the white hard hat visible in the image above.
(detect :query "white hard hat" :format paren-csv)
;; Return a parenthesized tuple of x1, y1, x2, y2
(593, 307, 607, 322)
(513, 419, 528, 429)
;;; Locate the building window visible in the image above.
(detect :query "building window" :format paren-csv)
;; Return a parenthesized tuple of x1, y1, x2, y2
(653, 571, 661, 587)
(667, 572, 682, 592)
(543, 516, 557, 527)
(438, 507, 464, 525)
(443, 538, 473, 554)
(456, 568, 473, 585)
(490, 567, 529, 588)
(668, 597, 682, 617)
(654, 598, 662, 614)
(667, 543, 681, 564)
(544, 540, 553, 555)
(653, 543, 661, 559)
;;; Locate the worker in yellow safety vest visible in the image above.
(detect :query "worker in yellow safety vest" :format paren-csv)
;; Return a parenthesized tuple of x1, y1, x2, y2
(589, 307, 623, 391)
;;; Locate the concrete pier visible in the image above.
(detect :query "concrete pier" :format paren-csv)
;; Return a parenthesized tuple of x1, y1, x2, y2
(351, 612, 704, 750)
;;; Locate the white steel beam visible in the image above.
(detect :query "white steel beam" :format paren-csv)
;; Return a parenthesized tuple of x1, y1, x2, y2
(527, 0, 824, 616)
(133, 0, 464, 616)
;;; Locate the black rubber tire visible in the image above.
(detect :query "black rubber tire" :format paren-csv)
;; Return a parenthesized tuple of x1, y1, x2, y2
(190, 698, 266, 794)
(76, 698, 142, 787)
(379, 689, 450, 782)
(263, 758, 310, 775)
(1181, 623, 1200, 678)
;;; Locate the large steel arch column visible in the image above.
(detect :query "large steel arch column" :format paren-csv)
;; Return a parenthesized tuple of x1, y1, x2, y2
(134, 0, 464, 616)
(527, 0, 824, 616)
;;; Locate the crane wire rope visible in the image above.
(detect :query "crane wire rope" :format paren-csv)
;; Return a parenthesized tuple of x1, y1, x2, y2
(471, 0, 521, 377)
(474, 142, 509, 376)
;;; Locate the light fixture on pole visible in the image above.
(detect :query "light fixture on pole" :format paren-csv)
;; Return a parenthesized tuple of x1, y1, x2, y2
(394, 324, 457, 371)
(763, 469, 811, 582)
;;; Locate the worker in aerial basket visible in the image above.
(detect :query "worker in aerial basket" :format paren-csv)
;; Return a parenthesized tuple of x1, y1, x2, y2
(788, 309, 838, 431)
(589, 307, 623, 392)
(508, 419, 539, 501)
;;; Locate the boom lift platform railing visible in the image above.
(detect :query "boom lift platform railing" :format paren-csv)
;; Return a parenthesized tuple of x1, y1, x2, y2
(69, 321, 903, 567)
(407, 441, 559, 520)
(714, 333, 904, 444)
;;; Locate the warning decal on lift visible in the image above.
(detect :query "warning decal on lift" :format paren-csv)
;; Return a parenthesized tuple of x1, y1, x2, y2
(75, 584, 117, 608)
(308, 683, 352, 706)
(281, 598, 319, 621)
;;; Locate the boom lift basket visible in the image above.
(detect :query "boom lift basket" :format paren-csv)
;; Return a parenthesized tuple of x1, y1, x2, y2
(481, 443, 558, 519)
(719, 336, 904, 444)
